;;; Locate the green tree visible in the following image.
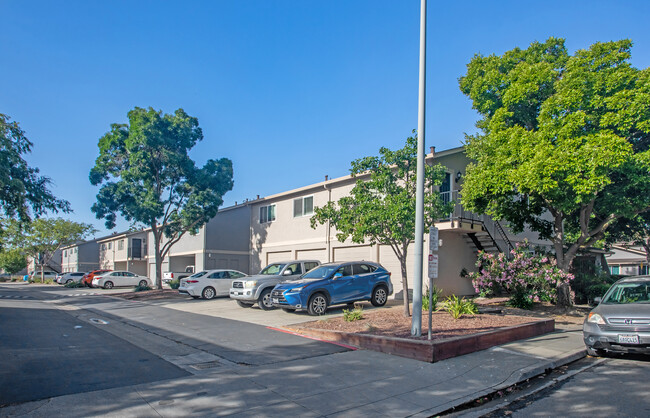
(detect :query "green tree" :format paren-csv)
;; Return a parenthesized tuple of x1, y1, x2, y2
(458, 38, 650, 307)
(5, 218, 96, 282)
(0, 248, 27, 275)
(310, 134, 452, 317)
(90, 107, 234, 289)
(0, 114, 70, 235)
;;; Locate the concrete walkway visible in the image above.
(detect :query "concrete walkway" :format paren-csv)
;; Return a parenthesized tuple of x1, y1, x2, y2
(1, 284, 587, 417)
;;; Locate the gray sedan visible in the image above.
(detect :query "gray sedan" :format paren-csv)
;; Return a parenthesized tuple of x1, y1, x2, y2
(583, 275, 650, 356)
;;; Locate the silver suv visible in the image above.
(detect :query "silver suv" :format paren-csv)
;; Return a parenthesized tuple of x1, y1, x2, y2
(229, 260, 320, 310)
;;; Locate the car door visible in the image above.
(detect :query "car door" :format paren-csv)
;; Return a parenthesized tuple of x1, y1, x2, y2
(211, 271, 231, 296)
(283, 262, 303, 281)
(352, 263, 376, 299)
(327, 264, 355, 304)
(123, 272, 138, 286)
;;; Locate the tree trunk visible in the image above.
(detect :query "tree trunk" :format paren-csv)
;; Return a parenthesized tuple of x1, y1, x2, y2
(400, 259, 410, 317)
(556, 282, 573, 311)
(153, 228, 163, 290)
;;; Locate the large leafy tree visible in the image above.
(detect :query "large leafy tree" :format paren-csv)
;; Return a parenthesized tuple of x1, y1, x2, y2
(459, 37, 650, 297)
(311, 134, 452, 317)
(90, 107, 234, 289)
(0, 248, 27, 275)
(0, 114, 70, 236)
(3, 218, 96, 282)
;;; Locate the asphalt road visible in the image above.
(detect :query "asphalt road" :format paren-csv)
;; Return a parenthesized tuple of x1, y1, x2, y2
(479, 355, 650, 417)
(0, 285, 190, 406)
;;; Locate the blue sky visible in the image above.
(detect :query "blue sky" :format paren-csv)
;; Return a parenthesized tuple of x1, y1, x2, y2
(2, 0, 649, 237)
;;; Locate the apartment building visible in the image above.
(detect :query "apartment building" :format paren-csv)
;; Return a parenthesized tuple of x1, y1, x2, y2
(246, 146, 546, 298)
(61, 240, 100, 273)
(98, 231, 148, 276)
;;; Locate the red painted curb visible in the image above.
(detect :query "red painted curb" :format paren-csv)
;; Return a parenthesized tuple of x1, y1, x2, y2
(284, 319, 555, 362)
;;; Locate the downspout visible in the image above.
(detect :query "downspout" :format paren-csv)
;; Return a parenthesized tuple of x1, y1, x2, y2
(324, 178, 332, 262)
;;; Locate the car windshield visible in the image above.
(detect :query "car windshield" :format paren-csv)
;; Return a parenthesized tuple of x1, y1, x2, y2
(302, 265, 339, 280)
(260, 264, 286, 275)
(602, 282, 650, 304)
(189, 271, 208, 278)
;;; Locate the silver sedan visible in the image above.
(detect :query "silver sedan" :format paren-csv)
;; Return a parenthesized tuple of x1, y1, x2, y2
(583, 275, 650, 356)
(179, 269, 247, 300)
(92, 271, 152, 289)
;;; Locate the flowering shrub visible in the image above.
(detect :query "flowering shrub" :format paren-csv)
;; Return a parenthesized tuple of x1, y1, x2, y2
(469, 241, 574, 309)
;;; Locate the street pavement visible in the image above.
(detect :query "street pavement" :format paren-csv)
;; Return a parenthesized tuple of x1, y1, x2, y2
(0, 283, 587, 417)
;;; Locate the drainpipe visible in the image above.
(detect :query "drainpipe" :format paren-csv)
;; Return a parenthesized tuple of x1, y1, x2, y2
(324, 176, 332, 262)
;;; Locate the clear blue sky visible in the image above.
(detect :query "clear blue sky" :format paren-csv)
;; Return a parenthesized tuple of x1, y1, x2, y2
(2, 0, 649, 237)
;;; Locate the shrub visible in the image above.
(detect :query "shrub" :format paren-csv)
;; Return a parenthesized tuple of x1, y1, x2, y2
(44, 279, 55, 285)
(422, 286, 441, 311)
(65, 281, 85, 288)
(343, 306, 364, 322)
(469, 240, 574, 309)
(169, 279, 180, 290)
(442, 295, 478, 319)
(571, 272, 620, 304)
(134, 284, 152, 292)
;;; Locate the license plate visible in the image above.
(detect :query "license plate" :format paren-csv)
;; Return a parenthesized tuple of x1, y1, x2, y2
(618, 334, 639, 344)
(272, 298, 279, 304)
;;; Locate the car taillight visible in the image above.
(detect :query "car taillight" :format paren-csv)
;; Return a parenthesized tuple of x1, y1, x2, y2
(186, 280, 199, 283)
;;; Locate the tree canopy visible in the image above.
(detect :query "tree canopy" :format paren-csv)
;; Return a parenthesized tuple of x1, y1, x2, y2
(90, 107, 234, 288)
(0, 114, 70, 230)
(459, 38, 650, 275)
(311, 134, 452, 316)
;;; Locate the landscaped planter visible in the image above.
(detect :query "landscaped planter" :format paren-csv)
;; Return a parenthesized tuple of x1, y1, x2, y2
(285, 318, 555, 362)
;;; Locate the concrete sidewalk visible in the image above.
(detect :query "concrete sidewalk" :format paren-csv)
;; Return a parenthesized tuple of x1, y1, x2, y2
(1, 285, 587, 417)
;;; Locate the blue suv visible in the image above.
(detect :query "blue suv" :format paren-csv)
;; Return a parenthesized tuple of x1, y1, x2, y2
(270, 261, 393, 315)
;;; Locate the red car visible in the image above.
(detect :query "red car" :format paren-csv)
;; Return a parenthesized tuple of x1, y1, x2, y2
(82, 269, 112, 287)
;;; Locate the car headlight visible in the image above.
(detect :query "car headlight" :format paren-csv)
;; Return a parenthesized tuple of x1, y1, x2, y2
(587, 313, 605, 324)
(289, 286, 304, 292)
(244, 280, 258, 287)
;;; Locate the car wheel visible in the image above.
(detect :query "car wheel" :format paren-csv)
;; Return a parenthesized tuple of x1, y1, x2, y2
(103, 281, 114, 289)
(282, 307, 296, 313)
(586, 346, 606, 357)
(371, 285, 388, 307)
(237, 300, 254, 308)
(66, 279, 72, 284)
(202, 287, 216, 300)
(308, 293, 328, 316)
(258, 288, 275, 310)
(138, 280, 148, 288)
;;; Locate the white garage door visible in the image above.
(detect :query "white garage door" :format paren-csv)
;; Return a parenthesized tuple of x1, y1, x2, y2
(332, 245, 373, 262)
(266, 251, 292, 264)
(379, 244, 420, 300)
(296, 248, 327, 263)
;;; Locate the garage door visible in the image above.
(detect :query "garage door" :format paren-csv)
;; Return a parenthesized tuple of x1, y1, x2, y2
(296, 248, 327, 263)
(332, 245, 373, 262)
(266, 251, 292, 264)
(379, 245, 419, 300)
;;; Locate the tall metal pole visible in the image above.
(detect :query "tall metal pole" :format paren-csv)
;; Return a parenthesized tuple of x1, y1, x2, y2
(411, 0, 427, 336)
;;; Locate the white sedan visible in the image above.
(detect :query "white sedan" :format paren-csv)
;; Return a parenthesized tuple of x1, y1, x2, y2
(56, 272, 86, 284)
(92, 271, 152, 289)
(179, 269, 247, 300)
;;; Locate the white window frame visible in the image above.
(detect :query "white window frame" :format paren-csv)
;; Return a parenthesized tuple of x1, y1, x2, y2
(293, 195, 314, 218)
(259, 204, 276, 224)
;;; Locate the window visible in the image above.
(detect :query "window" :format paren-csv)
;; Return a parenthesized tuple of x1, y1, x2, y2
(118, 240, 124, 250)
(335, 265, 353, 277)
(304, 262, 319, 272)
(354, 264, 376, 275)
(64, 250, 67, 257)
(610, 265, 620, 275)
(286, 263, 302, 275)
(260, 205, 276, 223)
(640, 265, 649, 275)
(229, 271, 245, 279)
(101, 243, 106, 251)
(208, 271, 225, 279)
(293, 196, 314, 217)
(108, 242, 112, 250)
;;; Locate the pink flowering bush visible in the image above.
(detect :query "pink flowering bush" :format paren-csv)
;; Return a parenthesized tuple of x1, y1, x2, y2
(469, 241, 574, 309)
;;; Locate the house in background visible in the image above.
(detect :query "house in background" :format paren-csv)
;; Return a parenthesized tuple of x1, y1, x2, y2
(606, 245, 649, 276)
(98, 231, 148, 276)
(26, 250, 62, 275)
(246, 146, 547, 298)
(61, 239, 101, 273)
(147, 203, 252, 279)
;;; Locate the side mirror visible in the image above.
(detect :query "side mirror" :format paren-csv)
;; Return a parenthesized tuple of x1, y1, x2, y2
(593, 297, 602, 305)
(282, 269, 293, 276)
(333, 272, 343, 279)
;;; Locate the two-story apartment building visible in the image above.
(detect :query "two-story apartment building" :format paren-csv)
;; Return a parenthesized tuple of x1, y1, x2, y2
(146, 204, 252, 278)
(61, 239, 101, 273)
(98, 231, 148, 276)
(246, 146, 547, 298)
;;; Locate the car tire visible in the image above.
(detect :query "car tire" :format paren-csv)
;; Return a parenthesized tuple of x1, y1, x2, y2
(586, 346, 606, 357)
(103, 281, 114, 289)
(237, 300, 254, 308)
(370, 285, 388, 307)
(65, 279, 72, 284)
(282, 307, 296, 313)
(258, 288, 275, 310)
(202, 286, 216, 300)
(308, 293, 328, 316)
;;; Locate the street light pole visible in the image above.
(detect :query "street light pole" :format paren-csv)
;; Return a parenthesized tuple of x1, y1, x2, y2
(411, 0, 427, 336)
